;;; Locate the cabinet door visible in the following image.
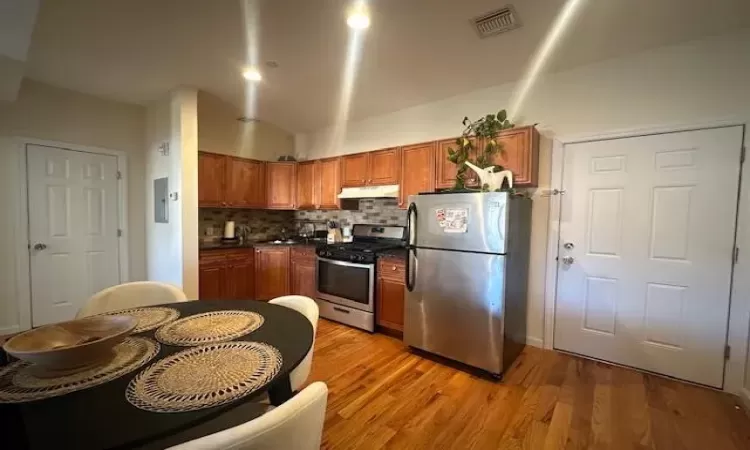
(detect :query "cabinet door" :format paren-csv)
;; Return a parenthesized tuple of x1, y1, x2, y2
(399, 142, 436, 208)
(198, 152, 226, 207)
(318, 157, 341, 209)
(296, 161, 318, 209)
(254, 247, 291, 300)
(341, 153, 369, 187)
(435, 138, 479, 190)
(226, 257, 254, 299)
(266, 162, 297, 209)
(368, 148, 400, 185)
(227, 157, 266, 208)
(377, 277, 405, 331)
(291, 259, 317, 299)
(486, 126, 539, 187)
(199, 262, 225, 299)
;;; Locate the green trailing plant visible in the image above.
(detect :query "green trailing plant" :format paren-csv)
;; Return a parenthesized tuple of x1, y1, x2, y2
(447, 109, 515, 190)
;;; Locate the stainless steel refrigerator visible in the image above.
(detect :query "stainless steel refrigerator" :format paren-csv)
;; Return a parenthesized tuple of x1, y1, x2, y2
(404, 191, 531, 376)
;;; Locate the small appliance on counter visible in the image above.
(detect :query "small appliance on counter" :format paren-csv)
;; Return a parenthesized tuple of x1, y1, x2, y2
(221, 221, 239, 243)
(315, 224, 406, 332)
(326, 220, 342, 244)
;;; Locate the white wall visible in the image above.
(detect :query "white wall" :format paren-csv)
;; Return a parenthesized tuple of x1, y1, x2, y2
(0, 79, 146, 333)
(145, 88, 199, 298)
(198, 91, 294, 161)
(296, 29, 750, 356)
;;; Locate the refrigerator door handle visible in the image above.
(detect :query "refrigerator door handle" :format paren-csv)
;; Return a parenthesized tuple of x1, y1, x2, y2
(406, 202, 417, 291)
(406, 247, 416, 292)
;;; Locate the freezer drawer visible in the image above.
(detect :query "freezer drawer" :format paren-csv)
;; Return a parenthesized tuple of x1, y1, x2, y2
(404, 248, 506, 374)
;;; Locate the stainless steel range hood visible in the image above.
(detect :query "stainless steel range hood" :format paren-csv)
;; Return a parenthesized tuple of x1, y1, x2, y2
(337, 185, 399, 199)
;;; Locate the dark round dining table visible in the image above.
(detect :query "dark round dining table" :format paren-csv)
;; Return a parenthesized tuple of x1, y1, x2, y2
(1, 299, 314, 450)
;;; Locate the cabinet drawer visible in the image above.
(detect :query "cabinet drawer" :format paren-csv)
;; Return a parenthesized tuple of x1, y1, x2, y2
(378, 258, 405, 281)
(291, 246, 316, 260)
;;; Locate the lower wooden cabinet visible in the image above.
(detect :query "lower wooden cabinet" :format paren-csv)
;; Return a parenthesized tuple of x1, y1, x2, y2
(199, 250, 254, 300)
(377, 257, 406, 333)
(291, 247, 317, 298)
(254, 246, 291, 300)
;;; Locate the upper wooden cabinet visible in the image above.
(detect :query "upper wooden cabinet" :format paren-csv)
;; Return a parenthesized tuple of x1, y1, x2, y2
(297, 158, 341, 210)
(341, 153, 369, 187)
(254, 246, 291, 300)
(434, 138, 478, 190)
(399, 142, 436, 208)
(226, 157, 266, 208)
(341, 148, 400, 187)
(482, 126, 540, 187)
(266, 162, 297, 209)
(368, 148, 401, 185)
(198, 152, 226, 207)
(296, 161, 318, 209)
(318, 157, 341, 209)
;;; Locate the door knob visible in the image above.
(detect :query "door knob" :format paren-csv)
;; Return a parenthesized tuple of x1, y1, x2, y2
(33, 243, 47, 251)
(561, 256, 574, 265)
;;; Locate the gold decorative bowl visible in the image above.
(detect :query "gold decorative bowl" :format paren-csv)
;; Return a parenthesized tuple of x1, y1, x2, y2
(2, 315, 138, 375)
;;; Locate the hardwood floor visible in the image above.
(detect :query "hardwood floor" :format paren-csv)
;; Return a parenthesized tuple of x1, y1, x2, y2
(308, 319, 750, 450)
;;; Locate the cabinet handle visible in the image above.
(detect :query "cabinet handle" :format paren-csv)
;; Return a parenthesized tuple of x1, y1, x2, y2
(392, 266, 397, 271)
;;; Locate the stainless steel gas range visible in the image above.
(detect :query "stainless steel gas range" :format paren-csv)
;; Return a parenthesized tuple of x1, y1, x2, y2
(315, 224, 405, 331)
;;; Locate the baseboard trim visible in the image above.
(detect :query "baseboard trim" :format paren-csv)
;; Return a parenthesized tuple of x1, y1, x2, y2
(526, 336, 544, 348)
(0, 326, 20, 337)
(739, 388, 750, 413)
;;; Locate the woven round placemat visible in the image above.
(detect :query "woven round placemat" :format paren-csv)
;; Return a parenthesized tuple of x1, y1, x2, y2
(0, 337, 160, 403)
(126, 341, 282, 413)
(104, 306, 180, 333)
(154, 310, 264, 346)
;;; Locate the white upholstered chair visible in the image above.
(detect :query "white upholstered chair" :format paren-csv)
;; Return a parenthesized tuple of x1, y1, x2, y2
(167, 381, 328, 450)
(76, 281, 189, 318)
(268, 296, 319, 392)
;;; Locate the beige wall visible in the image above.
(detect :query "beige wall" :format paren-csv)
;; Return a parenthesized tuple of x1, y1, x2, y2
(296, 29, 750, 350)
(144, 88, 199, 299)
(198, 91, 294, 161)
(0, 78, 146, 333)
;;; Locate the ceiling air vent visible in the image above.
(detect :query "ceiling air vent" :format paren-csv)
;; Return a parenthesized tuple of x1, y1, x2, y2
(473, 5, 520, 38)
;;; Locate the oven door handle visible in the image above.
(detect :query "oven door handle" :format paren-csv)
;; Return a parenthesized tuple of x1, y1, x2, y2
(316, 256, 374, 269)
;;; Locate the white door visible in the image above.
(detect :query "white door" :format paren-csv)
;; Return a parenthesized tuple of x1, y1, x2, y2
(27, 144, 121, 326)
(554, 127, 743, 388)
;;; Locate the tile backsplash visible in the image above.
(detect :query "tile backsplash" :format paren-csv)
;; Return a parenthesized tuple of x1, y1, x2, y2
(200, 199, 407, 243)
(199, 208, 296, 242)
(295, 199, 406, 227)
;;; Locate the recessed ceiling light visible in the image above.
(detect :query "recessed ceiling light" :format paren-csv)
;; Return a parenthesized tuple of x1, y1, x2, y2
(347, 11, 370, 29)
(242, 68, 262, 81)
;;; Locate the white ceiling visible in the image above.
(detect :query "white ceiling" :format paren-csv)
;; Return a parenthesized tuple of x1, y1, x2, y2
(24, 0, 750, 132)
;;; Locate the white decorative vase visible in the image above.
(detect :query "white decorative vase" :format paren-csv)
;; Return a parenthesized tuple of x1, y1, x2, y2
(464, 161, 513, 191)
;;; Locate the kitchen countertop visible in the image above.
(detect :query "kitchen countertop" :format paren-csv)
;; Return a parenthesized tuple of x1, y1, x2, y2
(199, 240, 321, 251)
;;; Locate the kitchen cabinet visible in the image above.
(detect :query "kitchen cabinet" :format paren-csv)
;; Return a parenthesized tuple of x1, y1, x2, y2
(291, 247, 317, 299)
(318, 157, 341, 209)
(399, 142, 436, 208)
(481, 125, 540, 187)
(296, 161, 318, 209)
(226, 157, 266, 208)
(434, 138, 479, 190)
(266, 162, 297, 209)
(199, 250, 254, 299)
(341, 148, 400, 187)
(225, 254, 254, 299)
(198, 152, 226, 207)
(368, 148, 401, 185)
(254, 246, 291, 300)
(341, 153, 369, 187)
(377, 257, 405, 333)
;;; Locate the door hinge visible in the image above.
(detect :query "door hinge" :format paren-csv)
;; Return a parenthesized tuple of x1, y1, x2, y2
(734, 247, 739, 264)
(117, 229, 123, 237)
(741, 146, 746, 164)
(725, 345, 731, 360)
(116, 171, 122, 180)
